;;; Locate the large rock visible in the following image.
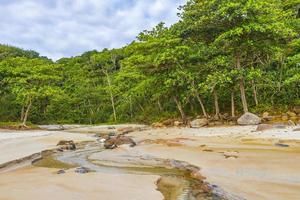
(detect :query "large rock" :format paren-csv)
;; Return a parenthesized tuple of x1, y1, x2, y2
(237, 112, 261, 125)
(190, 118, 209, 128)
(104, 135, 136, 149)
(57, 140, 76, 151)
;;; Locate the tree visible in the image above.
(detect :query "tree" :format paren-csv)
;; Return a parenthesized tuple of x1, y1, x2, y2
(0, 58, 61, 126)
(181, 0, 295, 113)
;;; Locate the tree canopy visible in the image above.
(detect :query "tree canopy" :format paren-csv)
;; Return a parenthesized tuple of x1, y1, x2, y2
(0, 0, 299, 125)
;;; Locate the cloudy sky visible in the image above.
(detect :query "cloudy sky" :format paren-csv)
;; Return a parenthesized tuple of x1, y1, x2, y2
(0, 0, 186, 60)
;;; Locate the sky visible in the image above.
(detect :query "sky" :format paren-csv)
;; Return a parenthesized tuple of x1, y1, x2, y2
(0, 0, 186, 60)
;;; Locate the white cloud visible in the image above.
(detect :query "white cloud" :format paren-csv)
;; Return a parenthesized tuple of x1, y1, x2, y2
(0, 0, 186, 60)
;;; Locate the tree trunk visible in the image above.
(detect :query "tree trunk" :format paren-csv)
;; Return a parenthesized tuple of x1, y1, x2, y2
(104, 70, 117, 122)
(195, 93, 208, 118)
(138, 103, 145, 112)
(213, 89, 220, 120)
(231, 91, 236, 118)
(252, 80, 259, 106)
(22, 98, 32, 126)
(20, 105, 25, 122)
(236, 54, 249, 113)
(157, 99, 163, 112)
(173, 96, 187, 123)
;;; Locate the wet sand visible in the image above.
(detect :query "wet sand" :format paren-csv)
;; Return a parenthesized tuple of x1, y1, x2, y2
(0, 167, 162, 200)
(0, 130, 93, 165)
(124, 127, 300, 200)
(1, 125, 300, 200)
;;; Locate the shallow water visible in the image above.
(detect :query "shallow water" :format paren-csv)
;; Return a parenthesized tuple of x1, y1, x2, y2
(36, 143, 226, 200)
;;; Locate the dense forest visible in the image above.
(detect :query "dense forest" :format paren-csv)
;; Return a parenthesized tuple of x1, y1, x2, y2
(0, 0, 299, 126)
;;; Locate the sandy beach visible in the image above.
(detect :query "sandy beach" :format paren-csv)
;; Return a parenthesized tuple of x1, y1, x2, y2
(0, 125, 300, 200)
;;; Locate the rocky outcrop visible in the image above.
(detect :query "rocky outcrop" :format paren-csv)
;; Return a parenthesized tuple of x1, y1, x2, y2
(190, 118, 209, 128)
(57, 140, 76, 151)
(104, 135, 136, 149)
(237, 112, 261, 125)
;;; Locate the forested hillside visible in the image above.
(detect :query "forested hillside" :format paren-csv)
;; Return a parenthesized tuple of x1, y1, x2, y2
(0, 0, 299, 125)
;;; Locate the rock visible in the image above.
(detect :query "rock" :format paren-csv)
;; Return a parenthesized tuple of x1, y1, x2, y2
(174, 121, 183, 127)
(75, 167, 91, 174)
(262, 112, 273, 121)
(220, 113, 230, 120)
(237, 112, 261, 125)
(152, 122, 164, 128)
(223, 151, 239, 159)
(190, 118, 209, 128)
(262, 112, 269, 119)
(275, 143, 290, 148)
(294, 107, 300, 114)
(273, 124, 286, 129)
(290, 117, 298, 122)
(293, 128, 300, 132)
(117, 127, 137, 134)
(214, 121, 223, 126)
(108, 132, 116, 137)
(162, 119, 174, 126)
(104, 135, 136, 149)
(228, 121, 237, 126)
(282, 115, 289, 121)
(256, 124, 274, 132)
(288, 120, 296, 126)
(287, 111, 297, 117)
(57, 169, 66, 174)
(57, 140, 76, 151)
(97, 138, 106, 143)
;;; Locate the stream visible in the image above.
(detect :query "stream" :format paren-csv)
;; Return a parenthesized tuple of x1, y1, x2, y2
(33, 142, 242, 200)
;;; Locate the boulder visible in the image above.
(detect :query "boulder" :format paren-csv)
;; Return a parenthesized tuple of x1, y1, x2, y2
(256, 124, 273, 132)
(190, 118, 209, 128)
(174, 121, 183, 127)
(57, 140, 76, 151)
(287, 111, 297, 117)
(237, 112, 261, 125)
(104, 135, 136, 149)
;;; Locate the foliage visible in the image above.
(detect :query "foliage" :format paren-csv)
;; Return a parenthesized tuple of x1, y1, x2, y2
(0, 0, 299, 124)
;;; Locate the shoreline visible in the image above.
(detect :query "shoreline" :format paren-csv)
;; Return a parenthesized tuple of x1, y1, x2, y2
(1, 125, 300, 200)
